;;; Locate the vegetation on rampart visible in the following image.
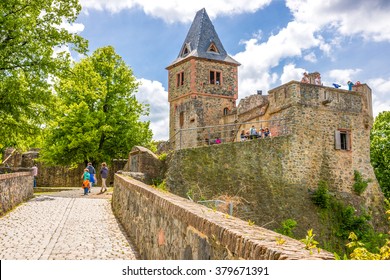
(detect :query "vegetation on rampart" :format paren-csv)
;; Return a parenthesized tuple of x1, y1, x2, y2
(371, 111, 390, 199)
(309, 180, 389, 258)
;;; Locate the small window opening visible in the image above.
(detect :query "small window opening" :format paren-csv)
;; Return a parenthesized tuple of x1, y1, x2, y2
(207, 43, 219, 53)
(176, 72, 184, 87)
(335, 130, 351, 150)
(210, 71, 221, 85)
(181, 43, 191, 57)
(340, 132, 348, 150)
(223, 108, 229, 116)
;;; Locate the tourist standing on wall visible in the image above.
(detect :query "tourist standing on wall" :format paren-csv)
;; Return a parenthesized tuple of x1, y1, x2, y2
(31, 164, 38, 188)
(301, 72, 309, 83)
(264, 127, 271, 137)
(100, 162, 108, 194)
(348, 81, 354, 91)
(250, 125, 257, 139)
(86, 162, 96, 191)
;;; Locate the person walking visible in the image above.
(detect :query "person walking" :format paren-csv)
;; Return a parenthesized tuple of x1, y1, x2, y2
(31, 164, 38, 188)
(99, 162, 109, 194)
(81, 168, 90, 195)
(86, 162, 96, 192)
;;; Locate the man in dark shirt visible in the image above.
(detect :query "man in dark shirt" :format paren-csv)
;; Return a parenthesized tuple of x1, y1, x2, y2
(100, 162, 109, 193)
(86, 162, 96, 190)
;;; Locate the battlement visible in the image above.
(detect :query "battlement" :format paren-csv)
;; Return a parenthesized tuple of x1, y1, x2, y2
(268, 81, 373, 120)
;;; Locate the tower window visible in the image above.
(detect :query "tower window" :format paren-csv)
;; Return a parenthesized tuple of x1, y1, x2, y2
(210, 71, 221, 85)
(207, 42, 219, 53)
(335, 130, 351, 150)
(181, 43, 191, 57)
(176, 72, 184, 87)
(223, 108, 229, 115)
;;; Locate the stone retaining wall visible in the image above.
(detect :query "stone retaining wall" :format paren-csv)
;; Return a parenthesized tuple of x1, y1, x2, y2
(112, 174, 334, 260)
(0, 172, 34, 216)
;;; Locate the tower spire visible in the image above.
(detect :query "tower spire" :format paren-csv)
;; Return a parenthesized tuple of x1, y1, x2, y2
(167, 8, 240, 68)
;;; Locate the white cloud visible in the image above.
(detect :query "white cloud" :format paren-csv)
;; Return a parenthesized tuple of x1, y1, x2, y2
(286, 0, 390, 42)
(368, 77, 390, 117)
(59, 21, 85, 34)
(234, 20, 321, 97)
(303, 52, 317, 63)
(136, 78, 169, 140)
(280, 64, 306, 84)
(328, 68, 362, 84)
(232, 1, 390, 100)
(80, 0, 272, 23)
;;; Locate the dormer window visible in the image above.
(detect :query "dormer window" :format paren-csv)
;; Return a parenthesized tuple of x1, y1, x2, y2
(207, 42, 219, 53)
(181, 43, 191, 57)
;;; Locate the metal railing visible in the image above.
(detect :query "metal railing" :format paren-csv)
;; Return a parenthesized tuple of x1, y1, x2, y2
(161, 118, 291, 151)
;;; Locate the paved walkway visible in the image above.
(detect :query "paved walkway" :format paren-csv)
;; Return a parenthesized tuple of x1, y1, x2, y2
(0, 188, 139, 260)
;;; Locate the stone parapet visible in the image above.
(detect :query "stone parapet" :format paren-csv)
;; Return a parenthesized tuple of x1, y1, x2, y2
(112, 174, 334, 260)
(0, 172, 34, 216)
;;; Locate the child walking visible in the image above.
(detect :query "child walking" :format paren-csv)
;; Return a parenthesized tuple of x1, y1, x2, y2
(82, 168, 90, 195)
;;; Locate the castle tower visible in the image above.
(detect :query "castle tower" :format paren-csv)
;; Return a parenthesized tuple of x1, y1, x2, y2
(166, 8, 240, 149)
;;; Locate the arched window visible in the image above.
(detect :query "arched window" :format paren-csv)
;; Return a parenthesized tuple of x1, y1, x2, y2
(223, 108, 229, 116)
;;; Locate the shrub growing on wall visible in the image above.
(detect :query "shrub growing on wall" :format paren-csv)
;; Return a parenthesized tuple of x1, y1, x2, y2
(353, 170, 369, 195)
(275, 218, 297, 237)
(312, 180, 331, 209)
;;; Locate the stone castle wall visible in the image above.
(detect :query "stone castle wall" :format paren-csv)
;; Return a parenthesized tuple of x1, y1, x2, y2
(1, 149, 126, 188)
(36, 160, 126, 188)
(0, 172, 34, 216)
(165, 134, 387, 242)
(112, 173, 334, 260)
(266, 82, 384, 219)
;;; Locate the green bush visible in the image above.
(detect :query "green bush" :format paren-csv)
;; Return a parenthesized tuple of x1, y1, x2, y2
(312, 180, 331, 209)
(353, 170, 369, 195)
(337, 205, 371, 239)
(155, 180, 168, 192)
(158, 152, 167, 162)
(275, 219, 297, 237)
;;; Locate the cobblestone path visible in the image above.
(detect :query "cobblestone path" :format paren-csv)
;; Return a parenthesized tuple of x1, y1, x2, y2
(0, 188, 139, 260)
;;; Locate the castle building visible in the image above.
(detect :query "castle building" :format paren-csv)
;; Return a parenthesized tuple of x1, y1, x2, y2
(166, 8, 240, 148)
(165, 9, 386, 224)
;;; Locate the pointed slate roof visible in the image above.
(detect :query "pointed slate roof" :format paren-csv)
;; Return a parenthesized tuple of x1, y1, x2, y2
(166, 8, 240, 68)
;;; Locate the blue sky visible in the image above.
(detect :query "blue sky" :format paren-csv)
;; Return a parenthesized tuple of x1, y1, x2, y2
(68, 0, 390, 140)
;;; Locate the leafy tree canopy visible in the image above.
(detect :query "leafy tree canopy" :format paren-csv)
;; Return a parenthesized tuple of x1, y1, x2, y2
(371, 111, 390, 199)
(0, 0, 88, 157)
(40, 46, 153, 166)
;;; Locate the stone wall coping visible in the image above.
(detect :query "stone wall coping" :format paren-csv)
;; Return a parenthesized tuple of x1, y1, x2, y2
(115, 174, 334, 260)
(130, 146, 158, 159)
(0, 172, 32, 180)
(269, 80, 365, 96)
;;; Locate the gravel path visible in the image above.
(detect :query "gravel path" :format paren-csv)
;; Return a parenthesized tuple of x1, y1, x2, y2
(0, 187, 139, 260)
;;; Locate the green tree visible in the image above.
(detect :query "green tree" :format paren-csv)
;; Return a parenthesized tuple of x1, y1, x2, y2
(41, 46, 152, 166)
(371, 111, 390, 199)
(0, 0, 88, 158)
